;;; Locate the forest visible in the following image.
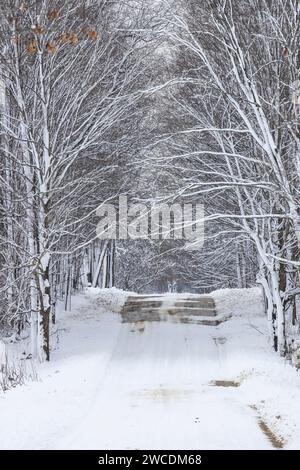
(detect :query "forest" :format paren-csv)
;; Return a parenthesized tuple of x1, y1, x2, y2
(0, 0, 299, 367)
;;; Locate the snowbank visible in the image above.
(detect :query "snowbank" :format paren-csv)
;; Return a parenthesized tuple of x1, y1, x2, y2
(212, 286, 264, 318)
(85, 287, 135, 313)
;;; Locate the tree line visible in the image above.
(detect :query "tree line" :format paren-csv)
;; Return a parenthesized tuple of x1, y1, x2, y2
(0, 0, 299, 362)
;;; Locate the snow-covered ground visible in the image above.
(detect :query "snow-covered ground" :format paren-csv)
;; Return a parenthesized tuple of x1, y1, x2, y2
(0, 287, 300, 450)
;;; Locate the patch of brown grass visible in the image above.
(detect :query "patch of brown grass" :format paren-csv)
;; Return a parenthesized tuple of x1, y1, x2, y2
(210, 379, 240, 388)
(257, 419, 284, 449)
(249, 404, 285, 449)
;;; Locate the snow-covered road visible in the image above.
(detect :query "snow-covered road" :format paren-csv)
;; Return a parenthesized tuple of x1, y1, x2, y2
(1, 288, 300, 449)
(59, 318, 269, 450)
